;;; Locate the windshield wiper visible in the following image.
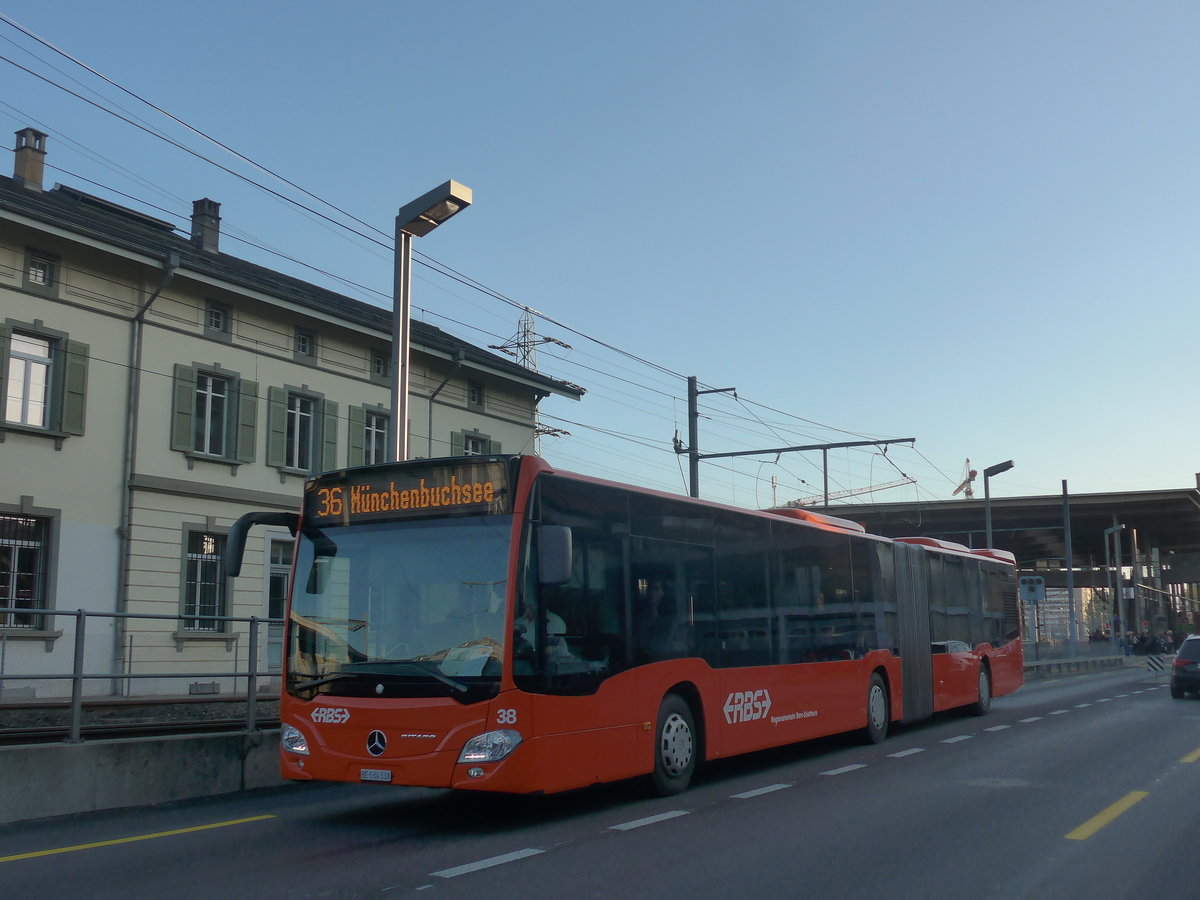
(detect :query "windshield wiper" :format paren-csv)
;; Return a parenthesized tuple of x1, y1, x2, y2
(291, 663, 468, 694)
(384, 661, 469, 693)
(291, 672, 352, 691)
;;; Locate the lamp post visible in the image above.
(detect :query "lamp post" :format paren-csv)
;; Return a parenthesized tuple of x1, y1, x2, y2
(390, 180, 473, 462)
(982, 459, 1014, 548)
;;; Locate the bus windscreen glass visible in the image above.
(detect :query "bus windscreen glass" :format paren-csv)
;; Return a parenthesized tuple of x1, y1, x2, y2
(289, 459, 514, 700)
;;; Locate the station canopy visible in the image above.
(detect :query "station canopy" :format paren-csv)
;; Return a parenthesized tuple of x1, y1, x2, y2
(810, 488, 1200, 572)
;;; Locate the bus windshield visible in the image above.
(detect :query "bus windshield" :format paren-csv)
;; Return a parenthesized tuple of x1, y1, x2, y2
(288, 514, 513, 698)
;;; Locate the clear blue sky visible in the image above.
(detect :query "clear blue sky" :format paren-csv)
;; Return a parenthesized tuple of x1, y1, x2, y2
(5, 2, 1199, 507)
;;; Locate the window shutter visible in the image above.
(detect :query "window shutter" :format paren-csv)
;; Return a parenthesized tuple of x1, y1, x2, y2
(0, 324, 11, 413)
(348, 405, 365, 467)
(60, 339, 89, 435)
(236, 379, 258, 463)
(171, 364, 196, 451)
(450, 431, 464, 456)
(488, 438, 502, 455)
(266, 386, 287, 468)
(321, 400, 339, 471)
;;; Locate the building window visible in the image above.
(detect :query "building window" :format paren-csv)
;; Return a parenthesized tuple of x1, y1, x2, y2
(348, 405, 387, 467)
(193, 372, 229, 456)
(452, 428, 499, 458)
(1, 323, 88, 440)
(171, 364, 257, 464)
(267, 539, 292, 672)
(183, 531, 226, 631)
(267, 386, 336, 474)
(205, 301, 231, 341)
(268, 540, 291, 620)
(0, 514, 48, 630)
(29, 258, 52, 286)
(287, 394, 315, 470)
(23, 249, 58, 295)
(467, 380, 485, 412)
(370, 352, 387, 379)
(4, 333, 50, 427)
(294, 328, 316, 363)
(364, 411, 388, 465)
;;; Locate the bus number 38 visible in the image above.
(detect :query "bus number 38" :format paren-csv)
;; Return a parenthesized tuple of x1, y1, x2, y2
(496, 708, 518, 725)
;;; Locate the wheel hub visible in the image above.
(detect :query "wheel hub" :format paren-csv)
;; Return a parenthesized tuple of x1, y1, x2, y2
(660, 712, 693, 775)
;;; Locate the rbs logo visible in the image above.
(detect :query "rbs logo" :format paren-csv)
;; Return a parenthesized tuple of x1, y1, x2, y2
(311, 707, 351, 724)
(723, 689, 771, 724)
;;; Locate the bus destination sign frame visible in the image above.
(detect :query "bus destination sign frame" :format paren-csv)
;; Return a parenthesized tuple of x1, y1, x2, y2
(305, 460, 512, 525)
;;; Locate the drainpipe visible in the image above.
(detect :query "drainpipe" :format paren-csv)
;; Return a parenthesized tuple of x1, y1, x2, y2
(427, 349, 465, 457)
(112, 251, 180, 694)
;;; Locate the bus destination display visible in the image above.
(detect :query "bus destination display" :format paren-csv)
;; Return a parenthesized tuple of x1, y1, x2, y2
(305, 460, 511, 524)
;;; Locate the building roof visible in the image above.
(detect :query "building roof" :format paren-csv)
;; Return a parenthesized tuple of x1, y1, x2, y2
(0, 173, 584, 401)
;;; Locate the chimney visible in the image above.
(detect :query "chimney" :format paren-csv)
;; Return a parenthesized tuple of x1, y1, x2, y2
(190, 198, 221, 253)
(13, 128, 47, 191)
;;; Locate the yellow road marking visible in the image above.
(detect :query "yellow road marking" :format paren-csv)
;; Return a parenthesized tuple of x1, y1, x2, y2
(1182, 747, 1200, 764)
(0, 814, 275, 863)
(1065, 792, 1148, 841)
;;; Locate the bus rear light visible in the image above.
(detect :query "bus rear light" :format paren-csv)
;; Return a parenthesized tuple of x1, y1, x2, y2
(281, 723, 311, 755)
(458, 729, 522, 764)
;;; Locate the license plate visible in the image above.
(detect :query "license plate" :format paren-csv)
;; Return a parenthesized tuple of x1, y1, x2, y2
(360, 768, 393, 783)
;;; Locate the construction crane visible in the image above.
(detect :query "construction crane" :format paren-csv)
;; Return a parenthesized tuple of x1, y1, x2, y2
(952, 459, 978, 499)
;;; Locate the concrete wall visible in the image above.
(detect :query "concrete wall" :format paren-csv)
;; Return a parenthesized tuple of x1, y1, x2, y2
(0, 729, 286, 825)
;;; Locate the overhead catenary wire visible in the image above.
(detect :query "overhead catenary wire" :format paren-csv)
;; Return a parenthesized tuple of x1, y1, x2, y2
(0, 19, 967, 503)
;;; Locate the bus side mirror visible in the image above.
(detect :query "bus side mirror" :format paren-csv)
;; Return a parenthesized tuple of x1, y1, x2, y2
(225, 511, 299, 577)
(538, 525, 573, 585)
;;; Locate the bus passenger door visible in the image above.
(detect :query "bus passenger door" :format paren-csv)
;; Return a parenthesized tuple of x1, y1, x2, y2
(519, 526, 642, 790)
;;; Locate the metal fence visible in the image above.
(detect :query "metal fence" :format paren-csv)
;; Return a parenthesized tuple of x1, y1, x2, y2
(1022, 638, 1125, 662)
(0, 607, 283, 741)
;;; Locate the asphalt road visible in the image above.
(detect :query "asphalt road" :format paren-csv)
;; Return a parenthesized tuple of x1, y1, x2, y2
(4, 665, 1197, 900)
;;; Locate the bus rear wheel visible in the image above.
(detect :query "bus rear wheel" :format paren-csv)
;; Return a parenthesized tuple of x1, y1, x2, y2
(652, 693, 697, 795)
(864, 673, 889, 744)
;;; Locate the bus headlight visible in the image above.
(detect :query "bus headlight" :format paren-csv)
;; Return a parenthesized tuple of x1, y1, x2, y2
(281, 723, 310, 755)
(458, 729, 522, 764)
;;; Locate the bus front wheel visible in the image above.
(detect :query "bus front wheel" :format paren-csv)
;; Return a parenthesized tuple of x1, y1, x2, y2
(864, 673, 889, 744)
(652, 693, 697, 795)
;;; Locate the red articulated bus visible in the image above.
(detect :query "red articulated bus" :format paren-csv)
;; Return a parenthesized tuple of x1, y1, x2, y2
(227, 454, 1022, 796)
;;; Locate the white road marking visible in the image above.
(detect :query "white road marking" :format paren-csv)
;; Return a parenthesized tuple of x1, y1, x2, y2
(888, 747, 925, 758)
(820, 764, 867, 776)
(609, 810, 689, 831)
(941, 735, 973, 744)
(984, 725, 1011, 732)
(1020, 716, 1043, 723)
(732, 783, 792, 799)
(431, 848, 544, 878)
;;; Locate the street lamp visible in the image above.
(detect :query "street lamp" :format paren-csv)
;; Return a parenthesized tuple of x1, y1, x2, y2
(982, 459, 1014, 548)
(390, 180, 473, 462)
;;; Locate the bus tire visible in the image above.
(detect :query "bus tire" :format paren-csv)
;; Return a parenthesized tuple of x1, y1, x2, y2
(970, 665, 992, 716)
(651, 693, 697, 795)
(864, 673, 889, 744)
